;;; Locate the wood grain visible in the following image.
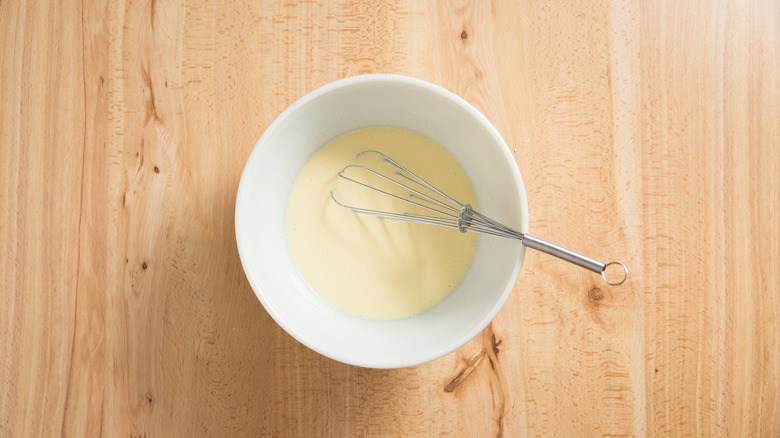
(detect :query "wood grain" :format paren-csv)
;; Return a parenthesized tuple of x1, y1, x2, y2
(1, 0, 778, 436)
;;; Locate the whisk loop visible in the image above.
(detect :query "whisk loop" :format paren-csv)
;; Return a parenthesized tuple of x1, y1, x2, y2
(331, 150, 628, 286)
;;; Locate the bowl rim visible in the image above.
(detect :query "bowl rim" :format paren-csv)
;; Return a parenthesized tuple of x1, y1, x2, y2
(235, 73, 529, 368)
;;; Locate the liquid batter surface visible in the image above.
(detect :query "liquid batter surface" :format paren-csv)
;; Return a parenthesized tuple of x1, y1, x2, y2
(286, 127, 478, 320)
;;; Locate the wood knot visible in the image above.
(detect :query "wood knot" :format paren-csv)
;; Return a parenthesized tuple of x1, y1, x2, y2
(142, 261, 148, 270)
(146, 393, 154, 404)
(588, 287, 604, 301)
(444, 351, 484, 393)
(491, 333, 502, 356)
(460, 30, 468, 40)
(153, 165, 160, 174)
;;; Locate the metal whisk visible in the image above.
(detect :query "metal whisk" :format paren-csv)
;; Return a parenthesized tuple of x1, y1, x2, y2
(330, 150, 628, 286)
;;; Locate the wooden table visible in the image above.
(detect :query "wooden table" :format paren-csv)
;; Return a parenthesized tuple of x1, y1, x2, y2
(2, 0, 778, 436)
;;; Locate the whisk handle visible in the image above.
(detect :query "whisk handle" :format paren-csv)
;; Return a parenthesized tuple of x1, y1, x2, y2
(521, 235, 628, 286)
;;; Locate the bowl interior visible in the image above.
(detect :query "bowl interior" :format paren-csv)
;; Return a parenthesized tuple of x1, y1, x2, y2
(235, 75, 528, 368)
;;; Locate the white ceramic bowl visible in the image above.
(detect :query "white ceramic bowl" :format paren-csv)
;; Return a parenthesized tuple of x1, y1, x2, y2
(236, 74, 528, 368)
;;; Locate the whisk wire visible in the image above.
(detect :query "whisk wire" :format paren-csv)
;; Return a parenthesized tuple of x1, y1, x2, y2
(356, 150, 463, 207)
(333, 150, 526, 239)
(377, 155, 522, 236)
(337, 165, 459, 220)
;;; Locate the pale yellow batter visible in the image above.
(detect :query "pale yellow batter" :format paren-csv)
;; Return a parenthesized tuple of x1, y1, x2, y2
(286, 127, 478, 320)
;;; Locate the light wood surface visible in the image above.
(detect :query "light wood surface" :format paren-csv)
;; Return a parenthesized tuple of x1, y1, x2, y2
(2, 0, 779, 436)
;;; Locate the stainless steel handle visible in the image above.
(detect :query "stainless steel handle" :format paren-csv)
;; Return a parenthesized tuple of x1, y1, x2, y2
(522, 234, 628, 286)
